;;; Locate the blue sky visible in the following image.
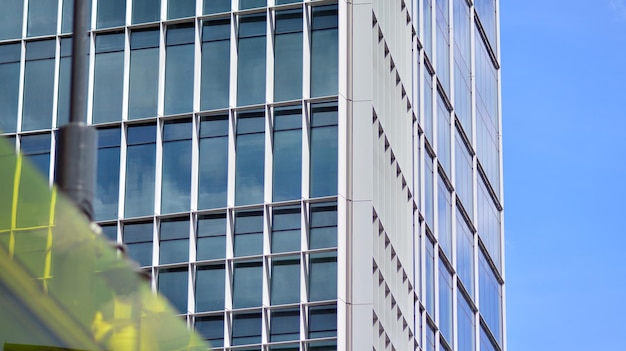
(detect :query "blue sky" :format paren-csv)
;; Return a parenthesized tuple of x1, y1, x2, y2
(501, 0, 626, 349)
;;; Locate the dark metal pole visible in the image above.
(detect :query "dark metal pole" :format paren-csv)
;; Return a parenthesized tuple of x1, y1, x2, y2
(56, 0, 96, 220)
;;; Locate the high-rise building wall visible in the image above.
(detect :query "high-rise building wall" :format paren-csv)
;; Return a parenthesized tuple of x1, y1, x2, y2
(0, 1, 504, 350)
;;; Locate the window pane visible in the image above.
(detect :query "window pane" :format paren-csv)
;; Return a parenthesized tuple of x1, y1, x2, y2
(437, 94, 451, 173)
(158, 268, 188, 314)
(95, 128, 121, 221)
(0, 44, 21, 133)
(61, 0, 74, 33)
(235, 111, 265, 205)
(309, 202, 337, 249)
(479, 251, 502, 343)
(93, 33, 125, 124)
(276, 0, 301, 4)
(439, 259, 452, 345)
(201, 19, 230, 110)
(196, 264, 225, 312)
(161, 120, 192, 213)
(436, 0, 450, 93)
(310, 5, 338, 98)
(270, 309, 299, 341)
(168, 0, 195, 19)
(458, 291, 475, 351)
(0, 0, 23, 40)
(100, 224, 118, 241)
(123, 222, 153, 267)
(197, 214, 226, 260)
(232, 261, 262, 308)
(196, 316, 224, 347)
(56, 39, 72, 127)
(97, 0, 126, 28)
(129, 30, 159, 119)
(438, 176, 451, 258)
(20, 134, 50, 177)
(270, 256, 299, 305)
(27, 0, 57, 37)
(424, 153, 434, 227)
(22, 40, 56, 131)
(478, 178, 501, 268)
(423, 70, 433, 142)
(204, 0, 230, 14)
(308, 305, 336, 338)
(273, 108, 301, 201)
(271, 206, 300, 253)
(239, 0, 265, 10)
(234, 211, 263, 257)
(165, 25, 194, 115)
(198, 116, 228, 209)
(159, 218, 189, 264)
(237, 15, 266, 106)
(455, 131, 473, 217)
(133, 0, 160, 23)
(309, 252, 336, 301)
(457, 211, 474, 296)
(310, 103, 337, 198)
(423, 0, 433, 59)
(274, 10, 302, 102)
(232, 312, 261, 346)
(308, 341, 337, 351)
(125, 125, 156, 218)
(425, 238, 434, 315)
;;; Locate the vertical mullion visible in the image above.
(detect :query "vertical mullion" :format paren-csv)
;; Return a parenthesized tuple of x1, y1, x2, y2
(193, 18, 201, 113)
(154, 119, 163, 216)
(121, 29, 131, 121)
(266, 8, 274, 104)
(51, 39, 61, 130)
(157, 23, 166, 117)
(302, 3, 311, 100)
(16, 41, 25, 134)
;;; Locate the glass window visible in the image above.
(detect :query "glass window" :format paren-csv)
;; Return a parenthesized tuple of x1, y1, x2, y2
(27, 0, 57, 37)
(234, 210, 263, 257)
(239, 0, 265, 10)
(237, 15, 266, 106)
(437, 176, 451, 258)
(123, 221, 153, 267)
(0, 44, 21, 133)
(480, 325, 498, 351)
(61, 0, 73, 33)
(93, 33, 124, 124)
(308, 305, 337, 338)
(0, 0, 24, 40)
(270, 256, 300, 305)
(158, 268, 188, 313)
(422, 0, 432, 59)
(423, 70, 433, 142)
(198, 116, 228, 209)
(308, 341, 337, 351)
(168, 0, 194, 19)
(478, 178, 501, 269)
(424, 153, 434, 227)
(201, 19, 230, 111)
(310, 103, 337, 198)
(479, 250, 502, 343)
(458, 291, 475, 351)
(273, 107, 302, 201)
(20, 133, 51, 177)
(439, 259, 453, 346)
(235, 111, 265, 205)
(271, 309, 299, 342)
(310, 5, 338, 97)
(196, 315, 224, 347)
(196, 263, 225, 312)
(125, 124, 156, 218)
(436, 0, 450, 93)
(475, 0, 496, 48)
(97, 0, 126, 28)
(100, 224, 118, 241)
(129, 29, 159, 119)
(232, 260, 262, 308)
(425, 237, 434, 315)
(456, 211, 474, 296)
(95, 128, 121, 221)
(232, 312, 262, 346)
(159, 218, 189, 264)
(437, 93, 451, 174)
(309, 202, 337, 249)
(197, 213, 226, 260)
(165, 24, 194, 115)
(455, 131, 472, 216)
(204, 0, 230, 14)
(454, 0, 471, 132)
(274, 10, 302, 102)
(57, 38, 72, 127)
(161, 120, 192, 213)
(271, 206, 300, 253)
(22, 40, 56, 131)
(276, 0, 301, 4)
(309, 252, 336, 301)
(133, 0, 160, 24)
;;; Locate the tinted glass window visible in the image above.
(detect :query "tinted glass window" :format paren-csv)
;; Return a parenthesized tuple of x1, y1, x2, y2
(204, 0, 230, 14)
(93, 33, 125, 124)
(196, 316, 224, 347)
(0, 0, 24, 40)
(273, 108, 301, 201)
(0, 44, 21, 133)
(271, 206, 300, 253)
(133, 0, 160, 24)
(161, 120, 192, 213)
(123, 222, 153, 267)
(22, 40, 56, 131)
(234, 211, 263, 257)
(274, 10, 302, 102)
(310, 5, 338, 97)
(271, 256, 300, 305)
(97, 0, 126, 28)
(198, 116, 228, 209)
(125, 125, 156, 217)
(158, 268, 188, 313)
(310, 103, 337, 198)
(239, 0, 266, 10)
(309, 203, 337, 249)
(232, 260, 262, 308)
(159, 218, 189, 264)
(438, 176, 451, 258)
(20, 133, 51, 177)
(56, 38, 72, 127)
(201, 19, 230, 110)
(165, 25, 194, 115)
(197, 213, 226, 260)
(308, 252, 336, 301)
(270, 309, 299, 341)
(439, 259, 453, 344)
(308, 305, 337, 338)
(232, 312, 261, 346)
(237, 15, 266, 106)
(196, 264, 225, 312)
(95, 128, 121, 221)
(129, 30, 159, 119)
(168, 0, 195, 19)
(235, 111, 265, 205)
(27, 0, 57, 36)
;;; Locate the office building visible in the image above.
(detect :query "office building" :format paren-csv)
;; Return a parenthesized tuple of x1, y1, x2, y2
(0, 0, 505, 350)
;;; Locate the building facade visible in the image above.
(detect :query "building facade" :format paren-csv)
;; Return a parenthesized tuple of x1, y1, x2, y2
(0, 0, 504, 350)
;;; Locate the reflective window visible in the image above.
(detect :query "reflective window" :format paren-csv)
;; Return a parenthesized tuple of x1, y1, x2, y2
(270, 256, 300, 305)
(133, 0, 160, 24)
(424, 153, 434, 227)
(100, 224, 118, 241)
(159, 218, 189, 264)
(423, 0, 433, 59)
(61, 0, 73, 33)
(480, 325, 498, 351)
(270, 309, 299, 341)
(158, 268, 188, 313)
(234, 210, 263, 257)
(308, 341, 337, 351)
(455, 131, 472, 216)
(436, 0, 450, 93)
(478, 178, 501, 269)
(308, 252, 336, 301)
(123, 222, 153, 267)
(273, 107, 301, 201)
(235, 111, 265, 205)
(27, 0, 57, 37)
(475, 0, 496, 48)
(165, 25, 194, 115)
(456, 212, 474, 296)
(161, 120, 192, 213)
(125, 124, 156, 218)
(479, 250, 501, 343)
(93, 33, 124, 124)
(439, 259, 453, 346)
(196, 263, 225, 312)
(309, 202, 337, 249)
(198, 116, 228, 209)
(237, 15, 266, 106)
(437, 93, 451, 174)
(168, 0, 195, 19)
(57, 38, 72, 127)
(310, 103, 337, 198)
(22, 40, 56, 131)
(0, 0, 24, 40)
(276, 0, 301, 4)
(274, 10, 302, 102)
(423, 70, 433, 141)
(271, 206, 300, 253)
(20, 133, 51, 177)
(97, 0, 126, 28)
(454, 0, 471, 132)
(197, 213, 226, 260)
(95, 128, 121, 221)
(437, 176, 451, 258)
(239, 0, 266, 10)
(310, 5, 338, 97)
(425, 238, 434, 315)
(232, 312, 262, 346)
(196, 316, 224, 347)
(308, 305, 337, 338)
(129, 29, 159, 119)
(458, 291, 475, 351)
(233, 260, 262, 308)
(201, 19, 230, 111)
(204, 0, 230, 14)
(0, 44, 21, 133)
